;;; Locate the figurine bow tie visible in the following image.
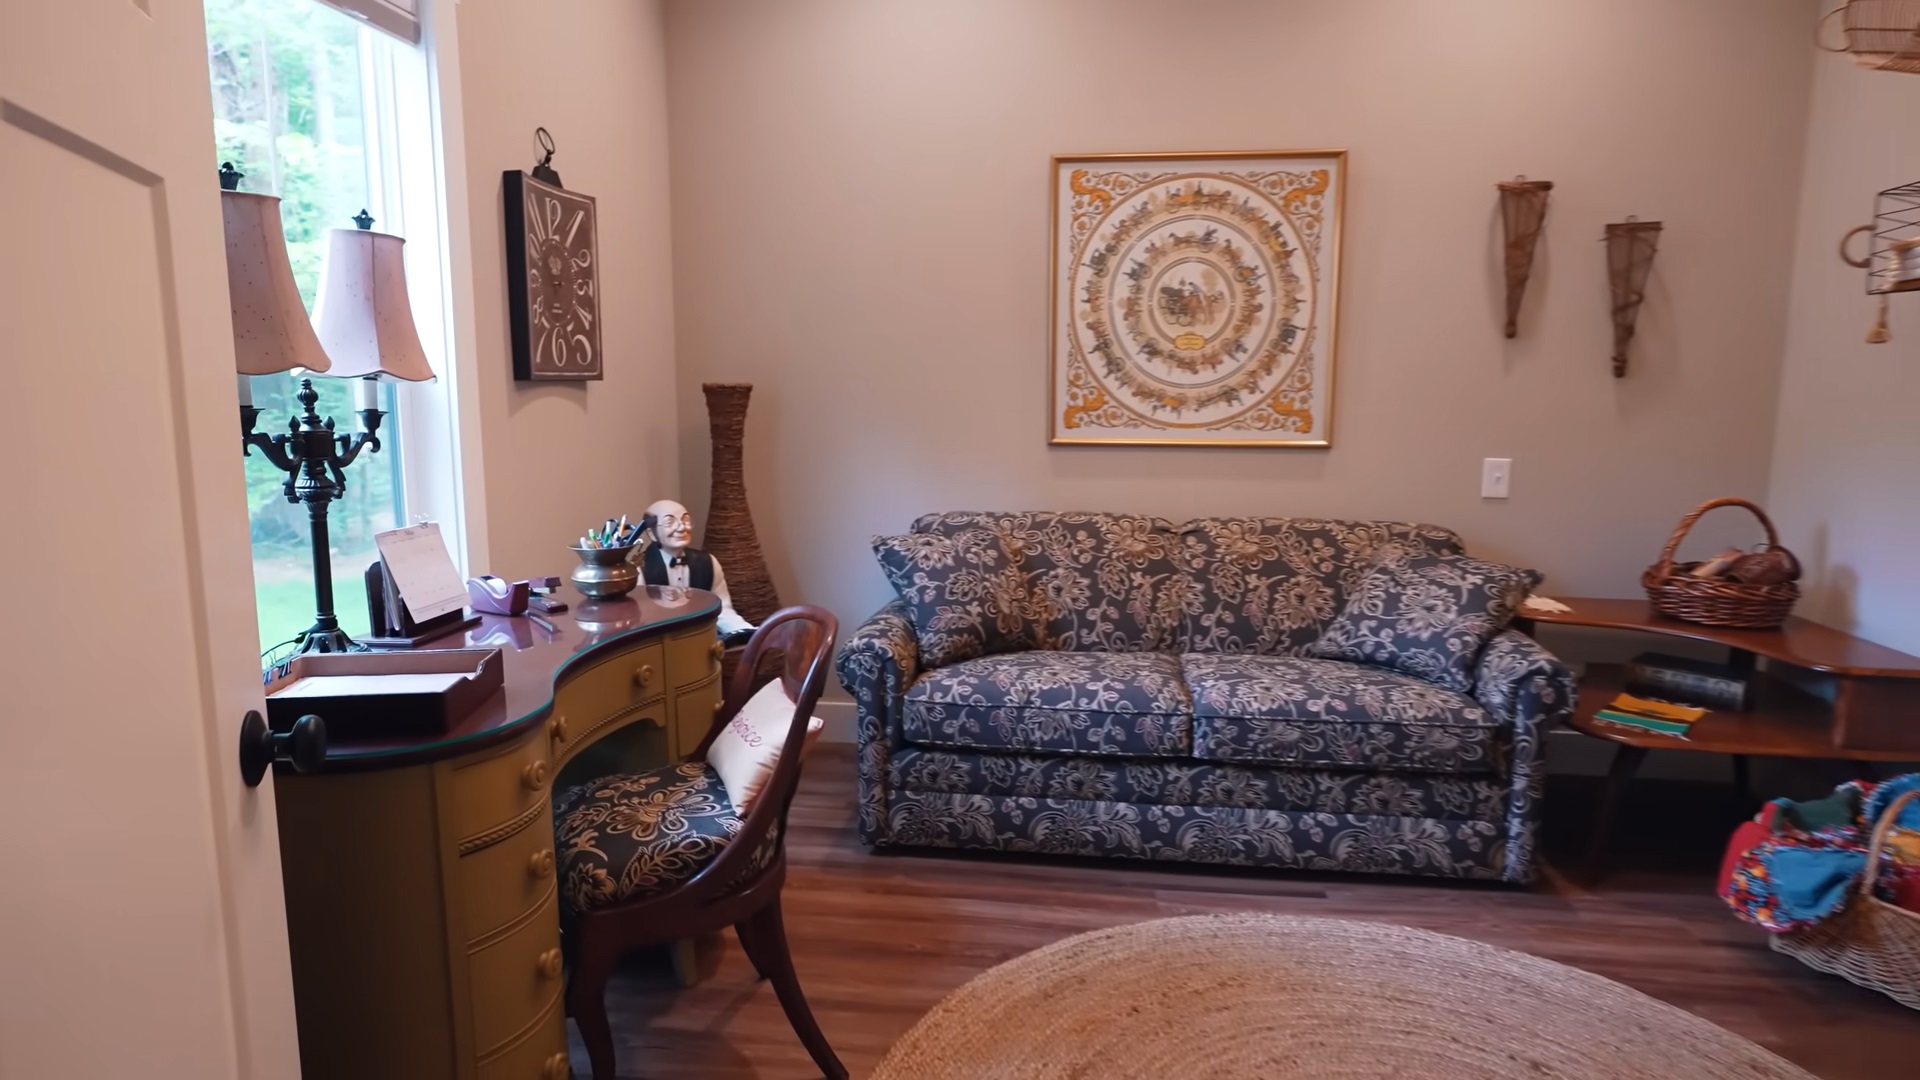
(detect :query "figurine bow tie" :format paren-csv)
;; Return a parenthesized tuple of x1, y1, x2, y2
(669, 556, 688, 568)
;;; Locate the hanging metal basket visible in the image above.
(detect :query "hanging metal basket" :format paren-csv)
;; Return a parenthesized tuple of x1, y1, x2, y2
(1821, 2, 1920, 74)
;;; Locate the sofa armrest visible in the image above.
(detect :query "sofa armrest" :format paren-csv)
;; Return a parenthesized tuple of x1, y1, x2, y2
(1471, 628, 1578, 884)
(835, 599, 922, 844)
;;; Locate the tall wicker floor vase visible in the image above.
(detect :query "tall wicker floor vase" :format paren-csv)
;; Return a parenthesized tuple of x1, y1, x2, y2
(701, 382, 781, 625)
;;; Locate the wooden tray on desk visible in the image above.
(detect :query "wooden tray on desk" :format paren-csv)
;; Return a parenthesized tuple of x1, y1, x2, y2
(264, 648, 504, 740)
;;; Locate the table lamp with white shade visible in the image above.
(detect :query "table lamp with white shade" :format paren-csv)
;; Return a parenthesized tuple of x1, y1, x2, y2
(222, 162, 429, 655)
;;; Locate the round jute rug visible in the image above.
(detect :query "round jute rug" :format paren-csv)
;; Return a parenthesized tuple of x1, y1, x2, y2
(872, 914, 1815, 1080)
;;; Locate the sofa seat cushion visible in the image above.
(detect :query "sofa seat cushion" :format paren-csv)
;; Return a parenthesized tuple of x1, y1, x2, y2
(890, 747, 1511, 822)
(903, 651, 1193, 758)
(1182, 654, 1502, 774)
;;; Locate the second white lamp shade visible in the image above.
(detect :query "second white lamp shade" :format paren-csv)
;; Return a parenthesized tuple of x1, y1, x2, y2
(312, 224, 436, 385)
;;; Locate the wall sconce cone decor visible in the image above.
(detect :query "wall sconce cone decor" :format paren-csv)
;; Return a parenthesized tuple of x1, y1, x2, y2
(222, 161, 433, 655)
(1496, 177, 1553, 338)
(700, 382, 781, 625)
(1604, 217, 1663, 377)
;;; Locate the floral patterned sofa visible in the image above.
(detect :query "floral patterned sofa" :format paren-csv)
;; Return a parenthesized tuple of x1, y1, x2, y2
(835, 512, 1576, 884)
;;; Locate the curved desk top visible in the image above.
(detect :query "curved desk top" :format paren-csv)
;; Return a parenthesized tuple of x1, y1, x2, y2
(314, 585, 720, 771)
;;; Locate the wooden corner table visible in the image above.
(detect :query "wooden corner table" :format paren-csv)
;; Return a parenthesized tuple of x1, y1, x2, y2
(1514, 598, 1920, 878)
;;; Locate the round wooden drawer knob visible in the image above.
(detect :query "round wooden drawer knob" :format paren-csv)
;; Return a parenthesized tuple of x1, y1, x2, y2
(632, 663, 654, 688)
(710, 641, 727, 664)
(549, 715, 569, 743)
(522, 760, 549, 792)
(529, 849, 555, 880)
(537, 947, 563, 979)
(543, 1052, 569, 1080)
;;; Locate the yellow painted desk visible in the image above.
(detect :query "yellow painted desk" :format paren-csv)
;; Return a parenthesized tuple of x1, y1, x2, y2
(270, 586, 725, 1080)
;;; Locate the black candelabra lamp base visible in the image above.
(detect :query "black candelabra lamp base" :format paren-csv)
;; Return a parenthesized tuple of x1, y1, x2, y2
(242, 376, 385, 659)
(293, 622, 361, 656)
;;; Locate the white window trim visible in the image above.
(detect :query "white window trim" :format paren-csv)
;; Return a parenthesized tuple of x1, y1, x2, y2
(411, 0, 492, 576)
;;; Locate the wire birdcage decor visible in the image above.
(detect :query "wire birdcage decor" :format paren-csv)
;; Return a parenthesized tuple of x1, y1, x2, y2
(1839, 181, 1920, 342)
(1820, 2, 1920, 74)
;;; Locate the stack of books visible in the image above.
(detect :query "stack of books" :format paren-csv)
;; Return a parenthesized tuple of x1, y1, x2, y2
(1594, 692, 1708, 738)
(1625, 651, 1751, 710)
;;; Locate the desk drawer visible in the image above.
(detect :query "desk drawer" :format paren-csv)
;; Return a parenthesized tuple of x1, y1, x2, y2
(671, 671, 723, 760)
(459, 804, 557, 943)
(476, 989, 568, 1080)
(665, 623, 723, 689)
(470, 888, 564, 1059)
(550, 642, 666, 756)
(444, 733, 551, 852)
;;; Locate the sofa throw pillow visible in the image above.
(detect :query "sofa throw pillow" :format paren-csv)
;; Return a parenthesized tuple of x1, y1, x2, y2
(708, 677, 825, 816)
(1304, 551, 1541, 692)
(872, 530, 1030, 669)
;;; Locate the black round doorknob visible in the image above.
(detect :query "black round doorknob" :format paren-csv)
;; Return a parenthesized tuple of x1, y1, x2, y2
(238, 710, 329, 787)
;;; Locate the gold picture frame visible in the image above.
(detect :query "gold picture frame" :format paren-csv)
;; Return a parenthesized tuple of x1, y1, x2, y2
(1049, 150, 1347, 447)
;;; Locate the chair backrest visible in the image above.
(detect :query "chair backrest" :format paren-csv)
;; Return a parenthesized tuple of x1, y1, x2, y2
(677, 605, 837, 901)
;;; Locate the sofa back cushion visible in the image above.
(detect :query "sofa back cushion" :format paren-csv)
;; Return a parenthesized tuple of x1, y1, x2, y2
(909, 512, 1463, 656)
(1303, 549, 1541, 692)
(872, 530, 1031, 668)
(1174, 518, 1466, 656)
(911, 511, 1186, 651)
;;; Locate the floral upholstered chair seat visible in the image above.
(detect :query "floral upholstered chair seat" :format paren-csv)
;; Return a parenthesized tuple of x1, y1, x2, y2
(554, 762, 776, 914)
(902, 651, 1192, 759)
(1180, 654, 1503, 775)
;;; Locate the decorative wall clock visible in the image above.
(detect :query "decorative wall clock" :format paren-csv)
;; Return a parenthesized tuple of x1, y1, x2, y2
(504, 165, 602, 381)
(1050, 150, 1346, 447)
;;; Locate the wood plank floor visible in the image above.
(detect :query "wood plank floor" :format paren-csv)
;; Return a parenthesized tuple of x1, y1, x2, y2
(570, 745, 1920, 1079)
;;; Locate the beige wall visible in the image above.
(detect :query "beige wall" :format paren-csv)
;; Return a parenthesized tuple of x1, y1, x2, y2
(454, 0, 678, 580)
(1766, 50, 1920, 655)
(663, 0, 1815, 638)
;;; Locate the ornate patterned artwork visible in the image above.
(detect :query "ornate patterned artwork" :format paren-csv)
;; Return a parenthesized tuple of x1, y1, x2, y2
(504, 169, 602, 381)
(1051, 151, 1346, 446)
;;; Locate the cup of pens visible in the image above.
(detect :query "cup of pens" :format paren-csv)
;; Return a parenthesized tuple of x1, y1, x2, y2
(569, 516, 646, 600)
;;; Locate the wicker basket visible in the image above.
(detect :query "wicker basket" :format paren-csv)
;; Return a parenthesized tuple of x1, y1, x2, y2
(1642, 498, 1800, 629)
(1771, 789, 1920, 1010)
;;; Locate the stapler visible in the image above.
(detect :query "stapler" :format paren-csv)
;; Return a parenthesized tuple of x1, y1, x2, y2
(526, 575, 568, 614)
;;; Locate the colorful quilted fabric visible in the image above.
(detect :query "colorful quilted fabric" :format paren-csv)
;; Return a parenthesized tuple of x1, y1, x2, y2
(1304, 550, 1540, 692)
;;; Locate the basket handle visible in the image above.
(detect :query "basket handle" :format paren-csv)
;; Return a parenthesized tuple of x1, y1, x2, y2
(1859, 787, 1920, 896)
(1653, 498, 1784, 577)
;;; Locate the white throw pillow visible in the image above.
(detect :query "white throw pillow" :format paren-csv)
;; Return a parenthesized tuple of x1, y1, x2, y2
(708, 677, 824, 815)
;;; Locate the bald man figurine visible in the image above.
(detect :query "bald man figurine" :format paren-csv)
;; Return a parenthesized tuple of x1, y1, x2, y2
(639, 499, 755, 643)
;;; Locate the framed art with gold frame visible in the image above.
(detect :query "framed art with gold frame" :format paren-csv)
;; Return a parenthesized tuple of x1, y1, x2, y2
(1050, 150, 1346, 447)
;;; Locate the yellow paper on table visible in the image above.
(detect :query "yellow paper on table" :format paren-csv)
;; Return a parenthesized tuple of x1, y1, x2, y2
(1609, 693, 1706, 724)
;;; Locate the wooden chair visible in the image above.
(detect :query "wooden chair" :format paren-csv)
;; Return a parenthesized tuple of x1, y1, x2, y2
(556, 606, 847, 1080)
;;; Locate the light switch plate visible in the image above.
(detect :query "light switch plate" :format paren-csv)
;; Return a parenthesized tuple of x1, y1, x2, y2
(1481, 458, 1512, 499)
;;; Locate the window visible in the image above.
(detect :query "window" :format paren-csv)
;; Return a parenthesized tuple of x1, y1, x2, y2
(206, 0, 454, 655)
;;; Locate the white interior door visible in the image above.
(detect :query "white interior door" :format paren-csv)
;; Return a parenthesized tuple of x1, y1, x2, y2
(0, 1, 301, 1077)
